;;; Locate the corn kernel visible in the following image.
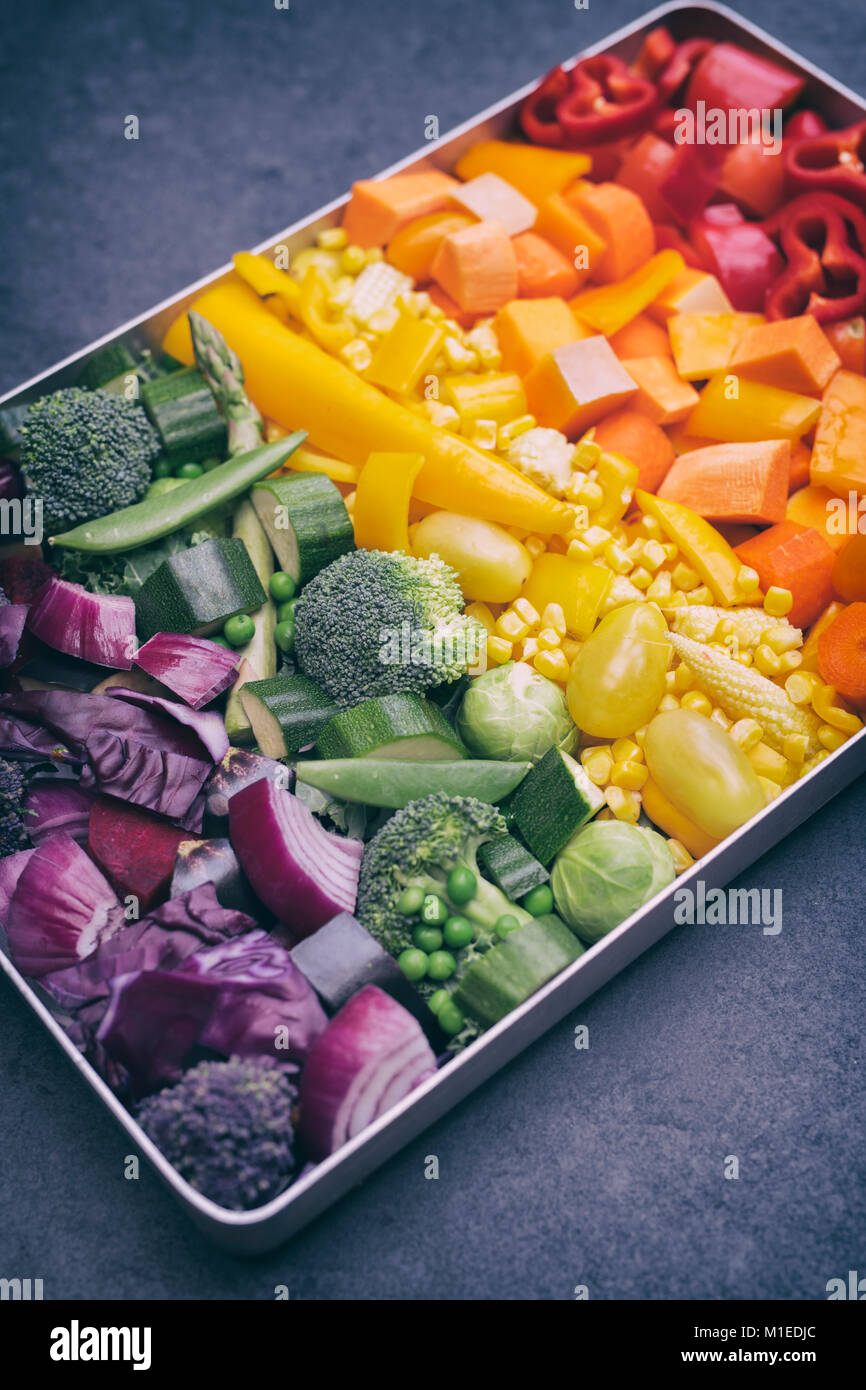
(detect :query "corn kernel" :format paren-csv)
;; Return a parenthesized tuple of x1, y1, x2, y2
(567, 539, 592, 562)
(534, 627, 559, 653)
(471, 419, 499, 451)
(495, 610, 529, 641)
(747, 740, 791, 786)
(680, 690, 713, 718)
(573, 438, 602, 471)
(603, 541, 633, 575)
(364, 246, 384, 264)
(660, 543, 678, 564)
(688, 586, 715, 606)
(519, 636, 539, 662)
(633, 724, 650, 748)
(580, 525, 612, 554)
(785, 671, 819, 705)
(611, 738, 642, 764)
(658, 693, 680, 711)
(764, 585, 793, 618)
(578, 480, 605, 511)
(759, 776, 782, 804)
(665, 591, 688, 609)
(646, 570, 673, 602)
(541, 603, 567, 638)
(639, 514, 663, 541)
(486, 635, 513, 665)
(764, 626, 802, 656)
(339, 337, 373, 371)
(672, 562, 700, 592)
(630, 566, 652, 591)
(565, 471, 589, 503)
(367, 305, 401, 336)
(581, 746, 613, 786)
(782, 732, 809, 764)
(561, 637, 583, 665)
(512, 597, 540, 629)
(641, 539, 667, 572)
(672, 664, 695, 694)
(604, 785, 641, 823)
(443, 336, 478, 371)
(817, 724, 847, 752)
(710, 706, 732, 731)
(534, 648, 570, 682)
(811, 683, 864, 735)
(735, 564, 760, 594)
(611, 759, 648, 791)
(465, 601, 496, 636)
(666, 838, 694, 875)
(730, 717, 764, 751)
(318, 226, 348, 251)
(327, 277, 356, 310)
(525, 535, 546, 559)
(753, 644, 782, 677)
(496, 414, 536, 447)
(423, 400, 460, 430)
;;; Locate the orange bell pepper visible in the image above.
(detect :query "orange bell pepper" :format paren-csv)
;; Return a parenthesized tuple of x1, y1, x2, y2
(569, 249, 684, 337)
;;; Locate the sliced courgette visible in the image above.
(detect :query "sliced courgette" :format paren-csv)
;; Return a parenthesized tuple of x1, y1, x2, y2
(477, 834, 550, 901)
(510, 747, 603, 864)
(240, 673, 337, 758)
(296, 757, 530, 808)
(252, 473, 354, 585)
(453, 914, 584, 1026)
(141, 366, 228, 462)
(134, 536, 266, 641)
(77, 342, 137, 391)
(315, 692, 466, 761)
(224, 499, 276, 744)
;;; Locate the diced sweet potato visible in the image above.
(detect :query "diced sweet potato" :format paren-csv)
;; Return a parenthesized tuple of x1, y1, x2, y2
(658, 440, 790, 524)
(729, 315, 841, 394)
(342, 170, 460, 248)
(524, 336, 637, 439)
(619, 355, 700, 425)
(430, 220, 518, 314)
(494, 298, 589, 378)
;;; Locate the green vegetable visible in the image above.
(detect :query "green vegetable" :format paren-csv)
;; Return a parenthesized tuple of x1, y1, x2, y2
(551, 820, 676, 942)
(495, 913, 520, 939)
(50, 434, 305, 552)
(188, 309, 264, 456)
(477, 835, 549, 902)
(274, 618, 295, 654)
(420, 893, 449, 927)
(141, 366, 227, 462)
(436, 999, 465, 1035)
(456, 660, 574, 764)
(252, 473, 354, 586)
(269, 571, 297, 603)
(295, 756, 531, 809)
(134, 536, 266, 641)
(443, 915, 473, 949)
(509, 747, 604, 865)
(427, 950, 457, 981)
(398, 948, 428, 982)
(76, 342, 137, 391)
(398, 887, 425, 916)
(413, 925, 444, 953)
(223, 613, 256, 647)
(224, 498, 277, 745)
(0, 400, 30, 455)
(315, 693, 466, 762)
(446, 866, 477, 905)
(152, 457, 174, 480)
(428, 989, 450, 1015)
(176, 461, 204, 480)
(453, 915, 584, 1025)
(146, 476, 185, 499)
(294, 549, 486, 709)
(522, 883, 554, 917)
(20, 387, 160, 533)
(355, 792, 532, 958)
(240, 672, 338, 759)
(276, 600, 297, 623)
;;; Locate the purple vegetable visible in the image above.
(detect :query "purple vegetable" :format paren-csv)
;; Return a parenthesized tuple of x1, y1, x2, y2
(202, 747, 292, 836)
(134, 633, 238, 710)
(0, 847, 35, 923)
(0, 712, 74, 762)
(105, 687, 229, 762)
(298, 985, 437, 1159)
(229, 778, 362, 939)
(0, 459, 24, 501)
(27, 577, 136, 669)
(171, 836, 260, 918)
(22, 781, 95, 846)
(5, 832, 125, 977)
(0, 604, 27, 666)
(80, 728, 211, 829)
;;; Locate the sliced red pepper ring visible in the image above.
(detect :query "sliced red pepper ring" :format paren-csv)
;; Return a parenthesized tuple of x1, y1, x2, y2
(656, 38, 712, 104)
(784, 109, 829, 143)
(519, 64, 570, 147)
(784, 120, 866, 209)
(555, 55, 657, 146)
(763, 192, 866, 323)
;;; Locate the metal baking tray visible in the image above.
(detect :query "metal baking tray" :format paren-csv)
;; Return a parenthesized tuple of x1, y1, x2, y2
(2, 1, 865, 1254)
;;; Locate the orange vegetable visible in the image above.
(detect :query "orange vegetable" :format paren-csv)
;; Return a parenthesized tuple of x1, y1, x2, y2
(729, 315, 841, 395)
(667, 312, 765, 381)
(736, 520, 836, 627)
(450, 173, 536, 236)
(800, 600, 846, 671)
(454, 140, 591, 206)
(524, 336, 637, 439)
(810, 369, 866, 496)
(823, 316, 866, 375)
(342, 171, 459, 248)
(430, 220, 518, 314)
(817, 602, 866, 704)
(788, 440, 812, 494)
(425, 283, 477, 329)
(566, 182, 655, 284)
(533, 192, 606, 284)
(493, 298, 588, 379)
(569, 250, 684, 338)
(619, 355, 700, 425)
(832, 534, 866, 601)
(787, 484, 849, 553)
(717, 142, 785, 218)
(658, 441, 790, 525)
(591, 409, 675, 494)
(648, 268, 733, 323)
(386, 211, 475, 281)
(512, 232, 581, 299)
(615, 134, 678, 223)
(607, 313, 672, 361)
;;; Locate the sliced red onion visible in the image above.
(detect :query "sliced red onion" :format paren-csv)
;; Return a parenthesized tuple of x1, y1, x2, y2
(134, 633, 238, 710)
(6, 832, 125, 977)
(27, 578, 136, 670)
(0, 603, 27, 666)
(298, 985, 437, 1158)
(229, 778, 363, 938)
(22, 781, 95, 846)
(0, 847, 35, 924)
(105, 687, 229, 762)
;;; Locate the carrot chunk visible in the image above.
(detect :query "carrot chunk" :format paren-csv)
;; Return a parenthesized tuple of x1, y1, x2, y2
(512, 232, 581, 300)
(659, 441, 790, 525)
(619, 355, 700, 426)
(591, 409, 675, 493)
(729, 315, 841, 395)
(817, 602, 866, 704)
(387, 212, 475, 281)
(342, 170, 460, 248)
(832, 535, 866, 602)
(608, 313, 672, 361)
(810, 369, 866, 496)
(430, 220, 518, 315)
(533, 193, 606, 287)
(736, 520, 837, 627)
(566, 183, 656, 284)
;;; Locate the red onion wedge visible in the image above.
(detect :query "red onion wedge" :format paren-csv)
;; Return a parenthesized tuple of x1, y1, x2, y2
(0, 603, 27, 667)
(229, 777, 362, 938)
(134, 633, 238, 710)
(6, 832, 125, 977)
(27, 577, 136, 669)
(22, 781, 96, 846)
(0, 848, 35, 924)
(298, 985, 437, 1158)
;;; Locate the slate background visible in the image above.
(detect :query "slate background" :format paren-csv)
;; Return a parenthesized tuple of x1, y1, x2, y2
(1, 0, 864, 1301)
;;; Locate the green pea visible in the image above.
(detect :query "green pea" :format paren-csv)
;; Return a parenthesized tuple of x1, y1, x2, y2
(443, 915, 473, 950)
(223, 613, 256, 647)
(175, 462, 204, 479)
(276, 600, 297, 623)
(412, 925, 443, 954)
(397, 948, 428, 982)
(269, 571, 297, 603)
(426, 950, 457, 981)
(274, 617, 295, 654)
(495, 913, 520, 940)
(446, 866, 477, 904)
(152, 456, 174, 478)
(436, 1000, 465, 1036)
(522, 883, 554, 917)
(428, 989, 450, 1016)
(397, 886, 425, 916)
(420, 893, 449, 927)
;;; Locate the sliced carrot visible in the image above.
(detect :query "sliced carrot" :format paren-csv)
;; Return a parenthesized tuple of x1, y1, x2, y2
(817, 602, 866, 704)
(823, 316, 866, 375)
(788, 440, 812, 493)
(800, 600, 846, 671)
(523, 337, 637, 439)
(591, 409, 675, 493)
(454, 141, 591, 206)
(729, 315, 841, 395)
(494, 298, 589, 378)
(512, 232, 581, 299)
(735, 520, 837, 628)
(811, 369, 866, 495)
(668, 312, 765, 381)
(659, 440, 790, 525)
(342, 171, 460, 248)
(533, 193, 606, 286)
(832, 534, 866, 601)
(430, 220, 518, 315)
(648, 268, 733, 323)
(386, 212, 475, 281)
(717, 142, 785, 218)
(608, 313, 672, 361)
(787, 484, 849, 553)
(618, 356, 699, 426)
(565, 182, 655, 284)
(425, 282, 477, 330)
(615, 134, 678, 223)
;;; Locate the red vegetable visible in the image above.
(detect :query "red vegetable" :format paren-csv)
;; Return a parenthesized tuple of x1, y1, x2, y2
(298, 985, 437, 1159)
(763, 192, 866, 322)
(684, 43, 804, 117)
(0, 848, 34, 924)
(87, 795, 190, 911)
(0, 552, 54, 605)
(27, 577, 136, 670)
(22, 781, 95, 846)
(785, 110, 829, 143)
(105, 687, 229, 762)
(6, 832, 124, 977)
(656, 37, 713, 104)
(519, 64, 570, 147)
(616, 134, 678, 223)
(784, 119, 866, 209)
(659, 143, 726, 223)
(0, 603, 27, 667)
(690, 203, 784, 311)
(556, 55, 657, 146)
(134, 633, 238, 710)
(631, 25, 677, 83)
(654, 224, 707, 271)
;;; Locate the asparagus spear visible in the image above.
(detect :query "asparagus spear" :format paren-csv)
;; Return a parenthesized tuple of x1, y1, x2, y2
(188, 309, 264, 456)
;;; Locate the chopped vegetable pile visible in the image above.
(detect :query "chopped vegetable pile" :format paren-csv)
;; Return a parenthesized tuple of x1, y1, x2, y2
(2, 24, 865, 1212)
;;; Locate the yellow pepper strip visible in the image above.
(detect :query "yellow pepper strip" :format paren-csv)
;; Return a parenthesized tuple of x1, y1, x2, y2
(593, 450, 640, 531)
(282, 445, 360, 485)
(520, 552, 612, 641)
(641, 775, 720, 859)
(298, 266, 354, 353)
(443, 372, 528, 428)
(233, 251, 302, 318)
(686, 372, 822, 444)
(366, 315, 445, 394)
(163, 280, 572, 534)
(635, 490, 748, 608)
(570, 250, 685, 338)
(353, 452, 424, 553)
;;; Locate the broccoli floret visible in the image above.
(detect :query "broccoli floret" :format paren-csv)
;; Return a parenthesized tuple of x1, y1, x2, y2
(137, 1058, 298, 1211)
(356, 792, 532, 957)
(294, 549, 485, 708)
(0, 756, 30, 858)
(20, 387, 160, 534)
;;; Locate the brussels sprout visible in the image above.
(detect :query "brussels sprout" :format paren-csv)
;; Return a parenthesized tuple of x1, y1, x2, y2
(456, 660, 574, 763)
(551, 820, 675, 942)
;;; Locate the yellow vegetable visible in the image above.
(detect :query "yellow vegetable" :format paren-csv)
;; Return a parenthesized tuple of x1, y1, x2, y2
(443, 372, 528, 428)
(353, 452, 424, 553)
(686, 372, 822, 443)
(635, 489, 747, 607)
(284, 446, 360, 485)
(521, 552, 612, 640)
(411, 511, 532, 603)
(644, 708, 766, 840)
(567, 601, 669, 738)
(366, 315, 445, 394)
(641, 775, 720, 858)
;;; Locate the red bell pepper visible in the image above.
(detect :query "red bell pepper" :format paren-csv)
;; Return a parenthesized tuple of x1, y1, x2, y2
(763, 192, 866, 323)
(785, 109, 829, 143)
(690, 203, 784, 312)
(615, 133, 678, 222)
(783, 120, 866, 210)
(654, 223, 708, 271)
(657, 38, 713, 104)
(631, 26, 678, 82)
(555, 55, 658, 146)
(718, 140, 786, 218)
(660, 143, 726, 222)
(684, 43, 805, 115)
(519, 64, 570, 147)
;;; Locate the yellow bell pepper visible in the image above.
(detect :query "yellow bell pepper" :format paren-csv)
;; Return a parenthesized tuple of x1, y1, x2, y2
(686, 372, 822, 444)
(668, 312, 765, 381)
(454, 140, 591, 206)
(163, 279, 572, 534)
(283, 446, 360, 485)
(520, 552, 612, 640)
(233, 251, 302, 317)
(353, 452, 423, 553)
(570, 250, 684, 338)
(641, 775, 720, 858)
(366, 315, 444, 394)
(443, 372, 527, 428)
(634, 490, 745, 608)
(593, 450, 640, 530)
(298, 266, 354, 353)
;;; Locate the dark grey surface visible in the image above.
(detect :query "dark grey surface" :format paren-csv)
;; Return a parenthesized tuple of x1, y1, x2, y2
(1, 0, 865, 1300)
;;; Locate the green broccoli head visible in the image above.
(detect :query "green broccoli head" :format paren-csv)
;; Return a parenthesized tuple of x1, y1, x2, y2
(137, 1058, 298, 1211)
(0, 756, 30, 858)
(356, 791, 531, 957)
(294, 548, 485, 708)
(20, 387, 160, 534)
